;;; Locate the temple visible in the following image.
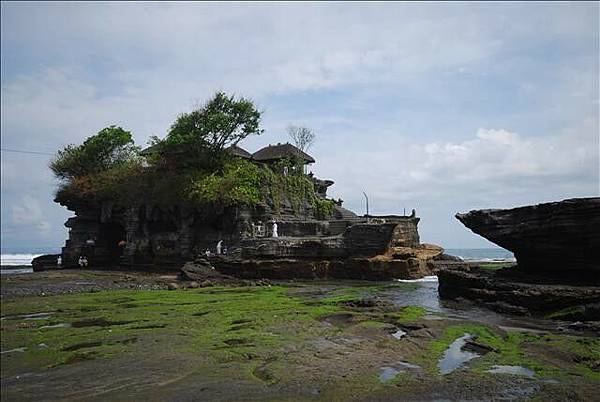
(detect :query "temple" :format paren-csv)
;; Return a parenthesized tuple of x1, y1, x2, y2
(56, 141, 436, 279)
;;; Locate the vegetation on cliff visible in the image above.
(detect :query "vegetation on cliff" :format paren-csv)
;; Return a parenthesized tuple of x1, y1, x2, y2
(51, 92, 334, 218)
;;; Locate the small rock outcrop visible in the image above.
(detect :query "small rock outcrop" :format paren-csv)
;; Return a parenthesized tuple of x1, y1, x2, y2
(455, 197, 600, 273)
(31, 254, 61, 272)
(438, 265, 600, 320)
(180, 259, 227, 281)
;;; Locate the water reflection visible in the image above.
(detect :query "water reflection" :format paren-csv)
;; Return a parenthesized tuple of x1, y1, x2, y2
(437, 333, 480, 375)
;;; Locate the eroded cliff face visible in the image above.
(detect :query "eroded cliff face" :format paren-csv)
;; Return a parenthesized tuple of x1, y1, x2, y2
(56, 168, 358, 269)
(59, 201, 247, 268)
(58, 194, 432, 279)
(54, 163, 435, 281)
(456, 197, 600, 273)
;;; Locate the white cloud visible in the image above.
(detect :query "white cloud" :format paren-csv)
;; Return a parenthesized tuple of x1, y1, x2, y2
(10, 195, 51, 234)
(318, 121, 598, 245)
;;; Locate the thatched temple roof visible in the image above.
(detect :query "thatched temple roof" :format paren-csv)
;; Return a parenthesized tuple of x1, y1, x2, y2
(225, 144, 252, 159)
(252, 143, 315, 164)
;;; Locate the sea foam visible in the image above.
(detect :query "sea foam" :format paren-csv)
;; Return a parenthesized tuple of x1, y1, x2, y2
(0, 254, 41, 266)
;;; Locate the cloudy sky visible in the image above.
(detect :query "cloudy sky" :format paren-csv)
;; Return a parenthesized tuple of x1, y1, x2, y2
(1, 2, 598, 251)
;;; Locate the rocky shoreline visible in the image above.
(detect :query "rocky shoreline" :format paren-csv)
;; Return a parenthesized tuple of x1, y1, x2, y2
(438, 265, 600, 320)
(2, 269, 599, 401)
(439, 197, 600, 321)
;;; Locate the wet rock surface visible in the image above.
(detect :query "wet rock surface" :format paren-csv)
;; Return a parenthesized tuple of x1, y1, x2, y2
(438, 265, 600, 320)
(0, 269, 173, 298)
(179, 259, 228, 281)
(1, 271, 598, 401)
(31, 255, 61, 272)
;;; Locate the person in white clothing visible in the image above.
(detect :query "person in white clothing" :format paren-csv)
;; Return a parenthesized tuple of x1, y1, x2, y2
(272, 220, 278, 238)
(216, 240, 223, 255)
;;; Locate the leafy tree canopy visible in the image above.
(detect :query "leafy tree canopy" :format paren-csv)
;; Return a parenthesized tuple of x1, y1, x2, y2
(50, 126, 139, 180)
(50, 96, 334, 220)
(167, 92, 263, 151)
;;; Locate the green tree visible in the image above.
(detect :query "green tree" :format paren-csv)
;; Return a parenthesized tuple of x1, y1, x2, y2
(167, 92, 263, 152)
(50, 126, 139, 180)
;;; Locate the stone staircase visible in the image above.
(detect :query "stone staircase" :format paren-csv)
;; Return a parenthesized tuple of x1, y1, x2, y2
(328, 220, 351, 235)
(333, 205, 358, 220)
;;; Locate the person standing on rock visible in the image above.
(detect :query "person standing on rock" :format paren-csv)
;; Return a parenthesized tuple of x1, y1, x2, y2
(216, 240, 223, 255)
(272, 220, 278, 238)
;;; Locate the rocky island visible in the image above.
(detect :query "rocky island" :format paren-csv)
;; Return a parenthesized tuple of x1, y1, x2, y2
(33, 93, 445, 281)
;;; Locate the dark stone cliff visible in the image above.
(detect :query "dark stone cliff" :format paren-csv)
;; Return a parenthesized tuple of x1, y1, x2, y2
(438, 197, 600, 320)
(456, 197, 600, 273)
(56, 184, 425, 275)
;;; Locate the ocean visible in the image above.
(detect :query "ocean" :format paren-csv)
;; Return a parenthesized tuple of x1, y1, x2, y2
(444, 248, 515, 263)
(1, 247, 61, 267)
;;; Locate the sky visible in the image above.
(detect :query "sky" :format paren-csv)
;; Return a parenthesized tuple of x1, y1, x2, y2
(1, 1, 599, 251)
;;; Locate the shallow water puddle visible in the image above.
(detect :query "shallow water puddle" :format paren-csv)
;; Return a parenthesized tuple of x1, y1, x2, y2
(391, 329, 407, 339)
(379, 362, 421, 383)
(487, 365, 535, 378)
(39, 323, 71, 329)
(437, 333, 480, 375)
(1, 347, 27, 354)
(1, 312, 54, 321)
(379, 367, 401, 383)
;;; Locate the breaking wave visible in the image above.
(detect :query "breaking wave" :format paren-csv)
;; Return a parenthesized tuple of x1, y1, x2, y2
(395, 275, 439, 283)
(0, 254, 41, 266)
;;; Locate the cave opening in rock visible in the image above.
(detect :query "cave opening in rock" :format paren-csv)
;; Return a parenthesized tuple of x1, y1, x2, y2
(99, 221, 126, 264)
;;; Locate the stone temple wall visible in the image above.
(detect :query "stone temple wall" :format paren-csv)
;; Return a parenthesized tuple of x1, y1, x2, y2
(390, 218, 421, 248)
(343, 223, 399, 256)
(239, 217, 421, 260)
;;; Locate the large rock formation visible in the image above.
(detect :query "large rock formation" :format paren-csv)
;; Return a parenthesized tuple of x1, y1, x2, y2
(56, 180, 439, 279)
(456, 197, 600, 273)
(55, 171, 361, 269)
(439, 197, 600, 320)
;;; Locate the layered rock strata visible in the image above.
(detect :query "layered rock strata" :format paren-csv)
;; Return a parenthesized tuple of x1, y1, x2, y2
(440, 197, 600, 319)
(438, 265, 600, 320)
(456, 197, 600, 273)
(212, 244, 440, 281)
